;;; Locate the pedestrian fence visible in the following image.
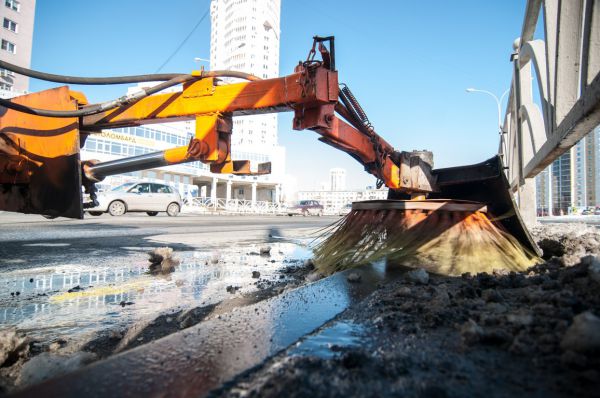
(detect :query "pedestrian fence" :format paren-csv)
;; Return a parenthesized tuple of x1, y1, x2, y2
(183, 198, 285, 215)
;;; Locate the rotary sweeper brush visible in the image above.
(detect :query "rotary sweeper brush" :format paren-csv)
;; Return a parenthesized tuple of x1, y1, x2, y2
(312, 157, 542, 276)
(0, 36, 541, 276)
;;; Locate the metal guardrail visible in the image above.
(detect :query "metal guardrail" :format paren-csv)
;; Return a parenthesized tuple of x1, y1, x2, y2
(185, 198, 284, 214)
(501, 0, 600, 190)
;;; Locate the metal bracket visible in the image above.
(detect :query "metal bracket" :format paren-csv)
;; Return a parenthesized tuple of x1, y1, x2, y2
(210, 161, 271, 175)
(183, 77, 216, 99)
(394, 151, 438, 193)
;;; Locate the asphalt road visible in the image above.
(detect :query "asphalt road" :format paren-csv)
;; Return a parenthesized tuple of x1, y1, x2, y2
(0, 211, 342, 394)
(0, 211, 337, 271)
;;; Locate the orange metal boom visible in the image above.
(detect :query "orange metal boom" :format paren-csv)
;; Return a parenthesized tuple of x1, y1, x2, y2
(0, 37, 436, 218)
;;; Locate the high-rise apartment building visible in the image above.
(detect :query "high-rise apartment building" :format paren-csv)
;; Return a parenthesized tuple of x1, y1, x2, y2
(329, 168, 346, 191)
(536, 125, 600, 215)
(79, 1, 287, 206)
(0, 0, 35, 98)
(210, 0, 280, 149)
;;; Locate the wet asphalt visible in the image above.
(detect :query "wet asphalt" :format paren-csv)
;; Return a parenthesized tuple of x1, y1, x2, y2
(15, 262, 402, 398)
(0, 211, 336, 272)
(0, 211, 342, 395)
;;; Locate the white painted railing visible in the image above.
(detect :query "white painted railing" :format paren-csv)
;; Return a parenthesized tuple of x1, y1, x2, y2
(499, 0, 600, 222)
(184, 197, 284, 214)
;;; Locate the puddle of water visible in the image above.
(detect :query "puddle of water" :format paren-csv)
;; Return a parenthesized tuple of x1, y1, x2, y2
(0, 242, 311, 345)
(22, 243, 71, 247)
(19, 261, 405, 397)
(288, 321, 366, 359)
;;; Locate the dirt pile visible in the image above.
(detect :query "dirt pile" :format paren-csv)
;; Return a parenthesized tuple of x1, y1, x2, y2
(148, 247, 180, 274)
(0, 329, 29, 369)
(532, 223, 600, 265)
(211, 224, 600, 398)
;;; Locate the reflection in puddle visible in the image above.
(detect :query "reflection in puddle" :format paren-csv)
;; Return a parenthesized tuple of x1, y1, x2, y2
(289, 321, 365, 359)
(22, 243, 71, 247)
(0, 242, 311, 345)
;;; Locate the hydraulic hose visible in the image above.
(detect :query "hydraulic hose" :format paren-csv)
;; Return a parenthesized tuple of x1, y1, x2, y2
(0, 70, 261, 118)
(200, 70, 261, 81)
(0, 59, 261, 84)
(0, 74, 196, 118)
(0, 59, 184, 85)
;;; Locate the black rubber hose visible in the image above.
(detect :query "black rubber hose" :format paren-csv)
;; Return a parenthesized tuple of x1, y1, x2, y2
(0, 59, 184, 85)
(0, 69, 261, 118)
(0, 74, 197, 118)
(0, 59, 262, 84)
(201, 70, 261, 81)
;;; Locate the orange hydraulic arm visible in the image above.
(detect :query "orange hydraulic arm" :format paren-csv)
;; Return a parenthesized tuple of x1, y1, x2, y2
(81, 37, 436, 193)
(0, 36, 436, 219)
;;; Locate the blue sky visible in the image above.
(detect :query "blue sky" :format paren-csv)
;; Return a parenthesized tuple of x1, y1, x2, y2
(30, 0, 526, 190)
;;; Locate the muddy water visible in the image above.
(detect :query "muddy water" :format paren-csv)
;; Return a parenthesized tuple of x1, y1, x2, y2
(0, 242, 311, 346)
(289, 321, 366, 359)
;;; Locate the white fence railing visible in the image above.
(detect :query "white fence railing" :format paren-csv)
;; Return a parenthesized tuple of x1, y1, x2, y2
(498, 0, 600, 222)
(184, 198, 284, 214)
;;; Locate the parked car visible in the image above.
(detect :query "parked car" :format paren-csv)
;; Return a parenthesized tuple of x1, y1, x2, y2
(582, 208, 593, 215)
(338, 203, 353, 216)
(287, 200, 324, 216)
(87, 182, 182, 217)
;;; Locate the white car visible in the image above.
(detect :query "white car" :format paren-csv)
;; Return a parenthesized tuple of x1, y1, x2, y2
(87, 182, 182, 217)
(338, 203, 352, 216)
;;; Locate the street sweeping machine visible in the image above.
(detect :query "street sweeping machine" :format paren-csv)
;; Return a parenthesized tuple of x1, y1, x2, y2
(0, 37, 540, 275)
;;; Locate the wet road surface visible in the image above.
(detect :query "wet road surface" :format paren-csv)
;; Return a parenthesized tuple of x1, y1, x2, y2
(0, 212, 335, 272)
(15, 262, 406, 398)
(0, 211, 338, 392)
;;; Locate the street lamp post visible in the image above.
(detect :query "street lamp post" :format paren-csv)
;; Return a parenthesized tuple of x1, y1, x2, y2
(466, 87, 510, 159)
(193, 57, 209, 68)
(465, 87, 509, 133)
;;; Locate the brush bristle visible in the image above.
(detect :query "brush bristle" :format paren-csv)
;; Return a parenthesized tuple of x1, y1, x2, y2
(312, 207, 541, 276)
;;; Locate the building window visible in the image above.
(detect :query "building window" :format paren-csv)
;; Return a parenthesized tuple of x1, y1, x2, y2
(0, 82, 12, 91)
(4, 0, 19, 11)
(3, 18, 17, 32)
(0, 67, 14, 77)
(1, 39, 15, 53)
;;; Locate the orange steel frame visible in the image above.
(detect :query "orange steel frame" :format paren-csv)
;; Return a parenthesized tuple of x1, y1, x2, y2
(79, 64, 403, 189)
(0, 39, 432, 218)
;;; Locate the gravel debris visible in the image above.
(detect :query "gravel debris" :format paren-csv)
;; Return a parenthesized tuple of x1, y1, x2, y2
(0, 329, 29, 368)
(148, 247, 180, 274)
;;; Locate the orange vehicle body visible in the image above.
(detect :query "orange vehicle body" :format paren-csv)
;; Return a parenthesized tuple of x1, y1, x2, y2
(0, 38, 434, 218)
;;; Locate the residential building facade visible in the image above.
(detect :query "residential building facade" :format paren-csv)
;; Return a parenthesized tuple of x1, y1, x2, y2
(298, 188, 388, 213)
(329, 168, 346, 191)
(535, 125, 600, 215)
(0, 0, 35, 98)
(210, 0, 281, 148)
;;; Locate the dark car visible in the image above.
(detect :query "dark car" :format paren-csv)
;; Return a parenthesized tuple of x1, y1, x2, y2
(287, 200, 324, 216)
